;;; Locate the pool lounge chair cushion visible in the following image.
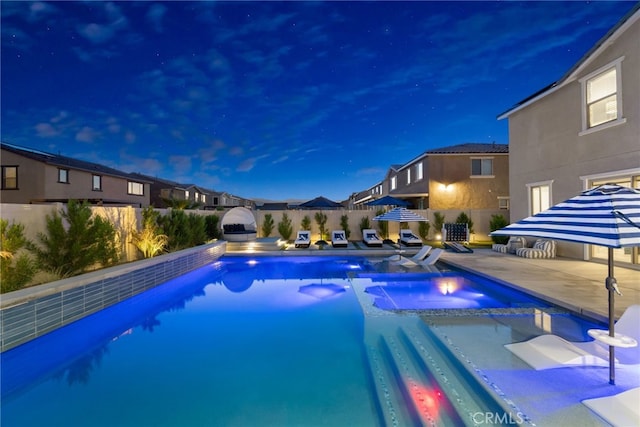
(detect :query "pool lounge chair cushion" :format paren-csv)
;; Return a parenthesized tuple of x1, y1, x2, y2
(515, 239, 556, 259)
(582, 387, 640, 427)
(362, 229, 383, 247)
(331, 230, 348, 248)
(399, 230, 422, 247)
(505, 304, 640, 370)
(294, 231, 311, 248)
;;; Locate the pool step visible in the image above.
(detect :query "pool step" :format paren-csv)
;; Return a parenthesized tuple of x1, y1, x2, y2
(365, 317, 520, 426)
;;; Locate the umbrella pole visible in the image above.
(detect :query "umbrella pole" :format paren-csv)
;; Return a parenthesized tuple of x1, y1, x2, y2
(607, 247, 615, 385)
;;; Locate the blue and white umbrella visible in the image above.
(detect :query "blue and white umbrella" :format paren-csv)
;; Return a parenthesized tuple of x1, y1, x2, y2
(492, 183, 640, 384)
(373, 207, 428, 223)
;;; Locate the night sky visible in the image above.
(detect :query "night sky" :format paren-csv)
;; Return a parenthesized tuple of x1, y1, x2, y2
(2, 1, 636, 202)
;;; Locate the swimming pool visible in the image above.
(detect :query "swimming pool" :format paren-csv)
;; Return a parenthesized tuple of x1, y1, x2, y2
(0, 255, 607, 426)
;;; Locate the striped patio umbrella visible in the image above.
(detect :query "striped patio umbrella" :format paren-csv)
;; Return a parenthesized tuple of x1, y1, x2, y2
(373, 207, 428, 223)
(491, 183, 640, 384)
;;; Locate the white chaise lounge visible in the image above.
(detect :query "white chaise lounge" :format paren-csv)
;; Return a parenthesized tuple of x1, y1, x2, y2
(505, 304, 640, 370)
(294, 230, 311, 248)
(331, 230, 348, 248)
(362, 229, 383, 247)
(582, 387, 640, 427)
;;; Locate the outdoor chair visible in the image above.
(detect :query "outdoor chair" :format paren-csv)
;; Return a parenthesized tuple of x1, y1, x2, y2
(294, 231, 311, 248)
(515, 239, 556, 259)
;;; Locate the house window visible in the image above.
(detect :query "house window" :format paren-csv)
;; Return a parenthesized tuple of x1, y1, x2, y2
(416, 162, 423, 181)
(471, 158, 493, 176)
(528, 182, 552, 215)
(391, 176, 397, 190)
(58, 168, 69, 183)
(498, 197, 510, 210)
(580, 58, 624, 132)
(92, 175, 102, 191)
(127, 181, 144, 196)
(1, 166, 18, 189)
(406, 169, 411, 185)
(185, 190, 190, 199)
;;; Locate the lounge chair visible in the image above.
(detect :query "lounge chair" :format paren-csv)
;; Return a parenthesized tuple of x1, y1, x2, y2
(505, 304, 640, 370)
(492, 236, 527, 254)
(582, 387, 640, 427)
(515, 239, 556, 259)
(362, 229, 383, 247)
(294, 230, 311, 248)
(392, 245, 433, 265)
(399, 229, 422, 247)
(331, 230, 348, 248)
(395, 248, 443, 267)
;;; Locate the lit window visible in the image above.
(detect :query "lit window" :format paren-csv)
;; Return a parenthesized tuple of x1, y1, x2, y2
(580, 58, 624, 132)
(127, 181, 144, 195)
(391, 176, 397, 190)
(185, 190, 190, 199)
(407, 169, 411, 184)
(1, 166, 18, 189)
(471, 158, 493, 176)
(416, 162, 423, 180)
(58, 168, 69, 183)
(529, 183, 551, 215)
(92, 175, 102, 191)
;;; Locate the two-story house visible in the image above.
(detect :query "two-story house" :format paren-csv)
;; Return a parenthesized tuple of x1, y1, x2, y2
(498, 4, 639, 265)
(1, 142, 151, 207)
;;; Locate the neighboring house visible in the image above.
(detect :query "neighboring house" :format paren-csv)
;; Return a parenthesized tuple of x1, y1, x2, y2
(129, 173, 189, 207)
(498, 4, 639, 265)
(258, 202, 290, 210)
(348, 181, 383, 210)
(1, 142, 151, 207)
(351, 142, 510, 213)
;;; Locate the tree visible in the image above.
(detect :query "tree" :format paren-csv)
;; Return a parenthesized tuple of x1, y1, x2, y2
(1, 219, 37, 293)
(30, 200, 119, 278)
(314, 212, 328, 242)
(359, 216, 370, 231)
(490, 214, 509, 244)
(340, 214, 351, 239)
(261, 214, 275, 237)
(278, 213, 293, 240)
(204, 215, 221, 240)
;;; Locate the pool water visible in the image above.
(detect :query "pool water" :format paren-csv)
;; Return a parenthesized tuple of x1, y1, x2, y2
(0, 255, 609, 426)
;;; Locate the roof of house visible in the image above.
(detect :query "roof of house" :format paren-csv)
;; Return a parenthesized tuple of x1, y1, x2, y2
(129, 172, 187, 188)
(498, 3, 640, 119)
(1, 142, 152, 182)
(426, 142, 509, 154)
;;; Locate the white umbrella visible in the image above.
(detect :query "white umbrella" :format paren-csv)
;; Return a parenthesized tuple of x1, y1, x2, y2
(491, 183, 640, 384)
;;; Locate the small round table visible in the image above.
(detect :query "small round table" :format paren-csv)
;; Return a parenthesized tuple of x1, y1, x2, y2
(588, 329, 638, 348)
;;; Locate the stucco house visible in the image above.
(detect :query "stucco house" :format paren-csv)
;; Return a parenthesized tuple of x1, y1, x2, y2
(1, 142, 151, 207)
(497, 4, 639, 266)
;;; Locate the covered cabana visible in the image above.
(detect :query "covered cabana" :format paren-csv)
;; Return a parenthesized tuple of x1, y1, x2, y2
(221, 207, 257, 242)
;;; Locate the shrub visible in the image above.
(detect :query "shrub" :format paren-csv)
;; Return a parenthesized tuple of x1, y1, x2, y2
(158, 209, 190, 250)
(359, 216, 370, 231)
(1, 219, 37, 293)
(186, 213, 207, 246)
(455, 212, 475, 234)
(204, 215, 221, 240)
(418, 221, 431, 240)
(131, 206, 168, 259)
(375, 209, 388, 239)
(30, 200, 120, 278)
(261, 214, 274, 237)
(278, 213, 293, 240)
(489, 214, 510, 244)
(314, 212, 328, 241)
(301, 215, 311, 231)
(340, 214, 351, 239)
(433, 212, 445, 235)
